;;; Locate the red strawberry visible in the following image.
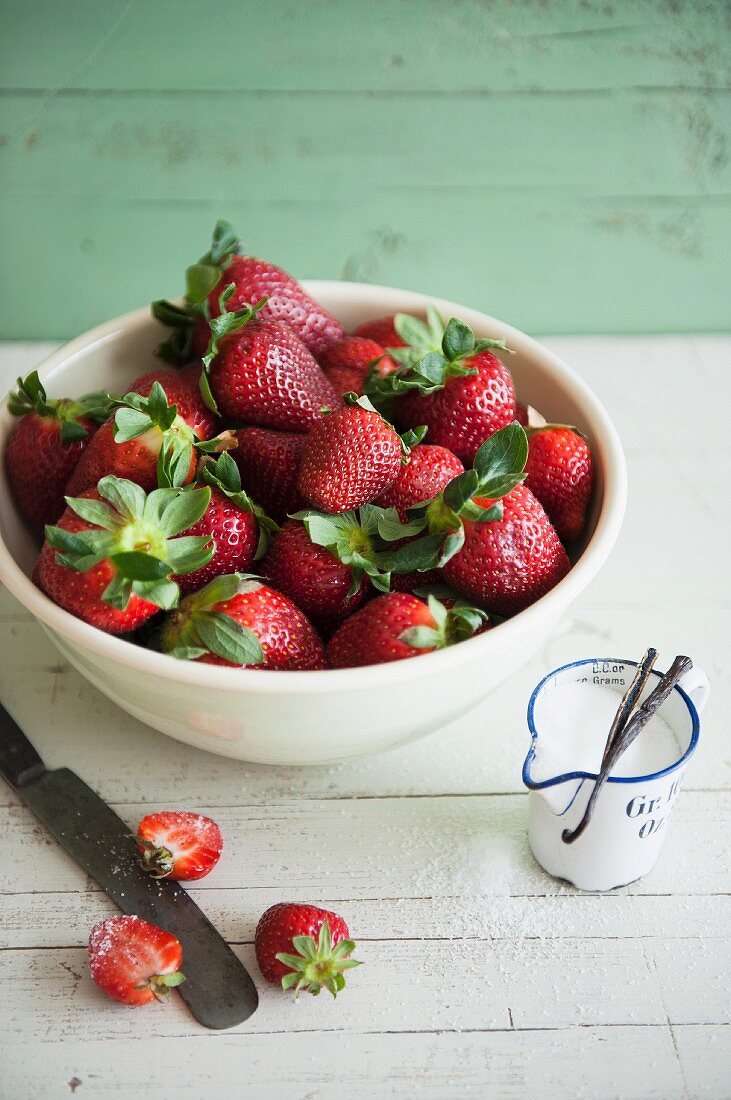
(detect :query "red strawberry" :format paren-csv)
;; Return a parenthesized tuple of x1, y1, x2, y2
(231, 427, 306, 524)
(66, 383, 201, 496)
(298, 397, 413, 513)
(175, 453, 275, 596)
(443, 484, 570, 615)
(261, 520, 366, 627)
(368, 315, 515, 464)
(524, 426, 594, 542)
(201, 303, 337, 430)
(152, 221, 343, 359)
(135, 811, 223, 880)
(319, 336, 398, 396)
(88, 916, 184, 1006)
(376, 444, 464, 520)
(128, 366, 219, 440)
(33, 478, 214, 633)
(352, 315, 407, 348)
(327, 592, 489, 668)
(255, 902, 360, 996)
(160, 574, 326, 670)
(5, 372, 111, 535)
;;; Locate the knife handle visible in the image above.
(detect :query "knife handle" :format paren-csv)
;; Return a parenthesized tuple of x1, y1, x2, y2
(0, 700, 46, 788)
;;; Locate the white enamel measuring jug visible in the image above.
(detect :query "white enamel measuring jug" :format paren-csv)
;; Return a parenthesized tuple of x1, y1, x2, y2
(522, 657, 710, 891)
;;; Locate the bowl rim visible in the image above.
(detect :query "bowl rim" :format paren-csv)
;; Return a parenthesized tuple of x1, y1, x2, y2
(0, 280, 627, 694)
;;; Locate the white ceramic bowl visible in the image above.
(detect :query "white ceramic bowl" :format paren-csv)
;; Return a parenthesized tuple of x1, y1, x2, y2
(0, 283, 627, 765)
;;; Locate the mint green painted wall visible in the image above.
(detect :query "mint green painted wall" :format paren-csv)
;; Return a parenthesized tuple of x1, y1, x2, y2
(0, 0, 729, 338)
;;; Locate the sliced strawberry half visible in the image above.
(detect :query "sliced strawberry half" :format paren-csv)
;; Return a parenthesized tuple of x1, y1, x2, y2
(88, 915, 184, 1006)
(135, 811, 223, 880)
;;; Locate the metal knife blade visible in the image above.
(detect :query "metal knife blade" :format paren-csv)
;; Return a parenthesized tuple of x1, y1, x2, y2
(0, 703, 258, 1029)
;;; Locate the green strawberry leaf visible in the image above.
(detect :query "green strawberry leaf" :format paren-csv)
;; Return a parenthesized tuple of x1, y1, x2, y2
(200, 219, 243, 268)
(110, 552, 172, 582)
(473, 422, 528, 492)
(442, 470, 480, 514)
(113, 407, 155, 442)
(98, 476, 147, 521)
(393, 313, 435, 350)
(157, 486, 211, 537)
(375, 507, 427, 542)
(400, 625, 443, 649)
(194, 610, 263, 666)
(192, 572, 246, 609)
(101, 573, 134, 610)
(58, 419, 89, 444)
(442, 318, 475, 361)
(386, 533, 444, 574)
(185, 263, 221, 304)
(163, 535, 214, 574)
(134, 577, 180, 610)
(166, 644, 209, 661)
(63, 496, 122, 531)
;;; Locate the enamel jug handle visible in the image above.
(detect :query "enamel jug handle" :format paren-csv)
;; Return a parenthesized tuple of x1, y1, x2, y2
(678, 666, 710, 716)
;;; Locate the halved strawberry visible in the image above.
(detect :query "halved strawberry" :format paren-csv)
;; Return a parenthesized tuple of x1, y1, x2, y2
(33, 477, 213, 633)
(5, 372, 113, 535)
(159, 574, 326, 670)
(135, 811, 223, 880)
(88, 915, 184, 1006)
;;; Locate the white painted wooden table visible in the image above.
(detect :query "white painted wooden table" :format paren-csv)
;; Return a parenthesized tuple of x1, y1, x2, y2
(1, 337, 729, 1099)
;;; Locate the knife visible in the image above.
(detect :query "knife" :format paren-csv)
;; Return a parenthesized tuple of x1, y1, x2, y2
(0, 698, 259, 1029)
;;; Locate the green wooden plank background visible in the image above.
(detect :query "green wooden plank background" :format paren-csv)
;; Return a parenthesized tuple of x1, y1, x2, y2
(1, 0, 729, 338)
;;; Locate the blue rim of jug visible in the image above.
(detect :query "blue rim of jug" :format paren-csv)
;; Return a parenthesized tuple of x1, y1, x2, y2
(522, 657, 700, 790)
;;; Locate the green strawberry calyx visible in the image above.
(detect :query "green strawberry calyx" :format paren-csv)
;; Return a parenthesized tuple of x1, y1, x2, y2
(290, 503, 427, 598)
(386, 421, 529, 574)
(276, 920, 362, 999)
(198, 284, 268, 414)
(159, 572, 264, 666)
(151, 220, 245, 364)
(112, 381, 202, 490)
(365, 307, 511, 400)
(399, 593, 491, 650)
(44, 476, 214, 612)
(196, 451, 279, 559)
(8, 371, 114, 444)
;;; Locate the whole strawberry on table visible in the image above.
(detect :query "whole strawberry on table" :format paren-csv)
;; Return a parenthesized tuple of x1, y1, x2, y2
(6, 219, 594, 669)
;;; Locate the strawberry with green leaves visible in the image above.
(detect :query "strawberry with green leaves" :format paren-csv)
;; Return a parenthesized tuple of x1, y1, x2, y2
(33, 476, 213, 633)
(298, 394, 425, 514)
(255, 903, 360, 997)
(65, 382, 203, 496)
(262, 504, 425, 628)
(367, 311, 516, 464)
(524, 425, 594, 542)
(152, 220, 344, 361)
(231, 427, 306, 524)
(196, 290, 338, 427)
(327, 591, 490, 668)
(6, 372, 113, 534)
(127, 365, 219, 440)
(159, 574, 326, 670)
(318, 335, 398, 398)
(386, 423, 571, 616)
(376, 443, 464, 520)
(175, 453, 277, 596)
(352, 314, 407, 349)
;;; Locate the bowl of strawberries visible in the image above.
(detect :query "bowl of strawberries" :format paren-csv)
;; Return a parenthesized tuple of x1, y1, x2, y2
(0, 223, 626, 764)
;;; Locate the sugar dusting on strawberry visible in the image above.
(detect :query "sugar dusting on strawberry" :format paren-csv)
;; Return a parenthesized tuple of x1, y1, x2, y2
(87, 915, 184, 1006)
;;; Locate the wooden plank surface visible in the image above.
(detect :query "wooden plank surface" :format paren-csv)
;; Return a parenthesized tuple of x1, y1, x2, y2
(1, 1, 729, 336)
(0, 336, 729, 1097)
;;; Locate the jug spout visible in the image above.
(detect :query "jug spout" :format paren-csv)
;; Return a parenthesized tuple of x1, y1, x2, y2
(537, 777, 586, 816)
